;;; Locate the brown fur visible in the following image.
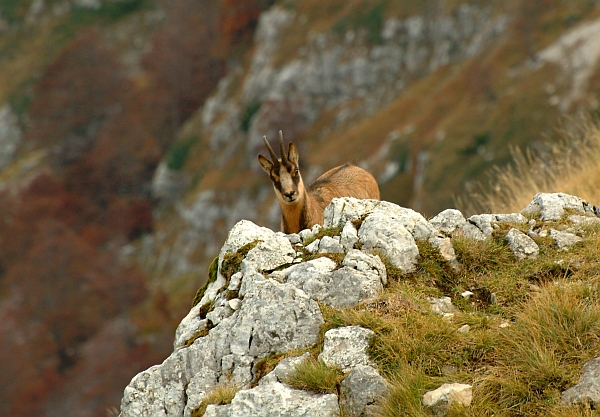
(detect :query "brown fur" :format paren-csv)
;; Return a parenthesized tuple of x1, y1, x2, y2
(258, 132, 380, 234)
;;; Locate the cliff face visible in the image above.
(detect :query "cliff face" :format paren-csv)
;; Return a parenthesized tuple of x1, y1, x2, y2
(119, 193, 600, 416)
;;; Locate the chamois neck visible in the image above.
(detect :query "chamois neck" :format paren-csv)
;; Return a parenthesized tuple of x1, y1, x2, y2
(279, 189, 312, 234)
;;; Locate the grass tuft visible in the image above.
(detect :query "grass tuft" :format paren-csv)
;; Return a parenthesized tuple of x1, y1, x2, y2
(283, 356, 345, 394)
(191, 381, 239, 417)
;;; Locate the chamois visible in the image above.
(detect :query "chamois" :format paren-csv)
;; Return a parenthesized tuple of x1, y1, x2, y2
(258, 131, 380, 234)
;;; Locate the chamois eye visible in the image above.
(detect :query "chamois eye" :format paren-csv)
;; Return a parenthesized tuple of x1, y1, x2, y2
(294, 168, 299, 175)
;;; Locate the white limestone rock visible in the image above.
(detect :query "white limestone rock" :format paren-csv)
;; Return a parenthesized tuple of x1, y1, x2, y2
(174, 303, 209, 350)
(550, 229, 583, 250)
(120, 271, 324, 417)
(305, 239, 320, 254)
(299, 224, 322, 243)
(506, 228, 539, 260)
(259, 352, 312, 386)
(340, 365, 389, 417)
(324, 197, 435, 241)
(467, 214, 495, 238)
(204, 404, 231, 417)
(358, 211, 419, 274)
(183, 368, 219, 417)
(216, 380, 340, 417)
(521, 192, 596, 221)
(567, 215, 600, 227)
(430, 209, 467, 235)
(340, 221, 359, 251)
(562, 356, 600, 408)
(429, 296, 457, 316)
(318, 235, 345, 254)
(429, 235, 461, 271)
(455, 222, 486, 241)
(323, 197, 381, 228)
(218, 220, 274, 268)
(279, 251, 386, 308)
(423, 383, 473, 415)
(319, 326, 375, 372)
(244, 233, 295, 271)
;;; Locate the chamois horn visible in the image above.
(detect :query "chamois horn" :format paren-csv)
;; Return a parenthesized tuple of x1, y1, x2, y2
(263, 135, 279, 166)
(279, 130, 288, 164)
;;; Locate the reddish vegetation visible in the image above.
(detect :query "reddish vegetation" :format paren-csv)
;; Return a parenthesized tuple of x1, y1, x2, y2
(0, 0, 268, 415)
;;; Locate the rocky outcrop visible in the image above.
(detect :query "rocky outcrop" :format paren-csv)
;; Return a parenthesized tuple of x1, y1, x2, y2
(119, 193, 600, 416)
(562, 356, 600, 408)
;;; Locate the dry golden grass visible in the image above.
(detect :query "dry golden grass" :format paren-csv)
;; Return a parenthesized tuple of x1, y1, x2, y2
(459, 118, 600, 215)
(283, 356, 345, 394)
(294, 219, 600, 417)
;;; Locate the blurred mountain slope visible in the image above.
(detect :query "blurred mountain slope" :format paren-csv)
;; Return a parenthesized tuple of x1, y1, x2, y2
(0, 0, 267, 416)
(142, 0, 600, 299)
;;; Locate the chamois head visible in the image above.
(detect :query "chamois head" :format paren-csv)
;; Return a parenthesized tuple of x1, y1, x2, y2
(258, 131, 304, 204)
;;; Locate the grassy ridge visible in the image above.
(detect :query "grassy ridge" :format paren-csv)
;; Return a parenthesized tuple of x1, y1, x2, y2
(280, 218, 600, 416)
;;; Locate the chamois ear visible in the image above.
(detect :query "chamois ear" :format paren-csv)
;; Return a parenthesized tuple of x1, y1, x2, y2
(258, 154, 273, 174)
(288, 143, 299, 166)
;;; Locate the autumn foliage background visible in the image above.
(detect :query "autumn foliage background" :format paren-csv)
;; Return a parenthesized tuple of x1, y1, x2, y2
(0, 0, 268, 415)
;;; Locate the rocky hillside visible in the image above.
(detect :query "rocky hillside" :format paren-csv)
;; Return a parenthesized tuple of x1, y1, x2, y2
(119, 192, 600, 416)
(2, 0, 600, 415)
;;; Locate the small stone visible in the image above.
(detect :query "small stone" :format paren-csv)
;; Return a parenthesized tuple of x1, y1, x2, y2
(305, 239, 321, 254)
(228, 272, 243, 291)
(299, 224, 322, 242)
(286, 233, 302, 244)
(441, 365, 458, 376)
(423, 383, 473, 415)
(428, 296, 457, 315)
(340, 221, 359, 251)
(228, 299, 241, 310)
(340, 365, 389, 417)
(506, 228, 539, 260)
(529, 284, 541, 292)
(429, 209, 466, 235)
(318, 235, 345, 254)
(499, 321, 511, 328)
(319, 326, 375, 371)
(457, 324, 470, 334)
(461, 291, 474, 299)
(429, 235, 461, 271)
(550, 229, 583, 250)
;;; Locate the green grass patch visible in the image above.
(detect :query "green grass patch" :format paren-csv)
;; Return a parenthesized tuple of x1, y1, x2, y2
(166, 136, 198, 170)
(220, 240, 261, 280)
(333, 0, 387, 44)
(192, 256, 219, 307)
(240, 101, 261, 133)
(70, 0, 146, 24)
(302, 226, 343, 247)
